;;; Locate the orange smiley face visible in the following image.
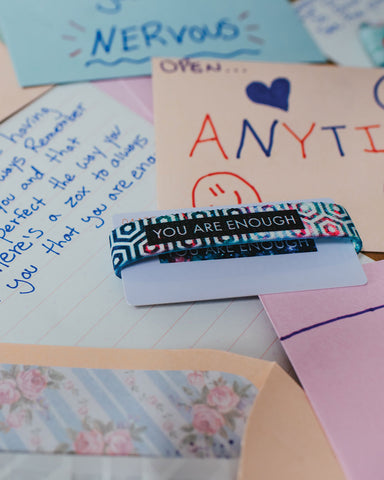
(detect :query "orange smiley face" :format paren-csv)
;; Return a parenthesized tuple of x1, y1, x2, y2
(192, 171, 262, 207)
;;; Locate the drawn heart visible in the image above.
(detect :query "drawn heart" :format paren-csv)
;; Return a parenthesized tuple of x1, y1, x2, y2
(246, 77, 290, 111)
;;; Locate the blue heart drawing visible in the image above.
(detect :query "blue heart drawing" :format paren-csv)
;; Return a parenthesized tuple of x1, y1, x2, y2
(246, 77, 291, 111)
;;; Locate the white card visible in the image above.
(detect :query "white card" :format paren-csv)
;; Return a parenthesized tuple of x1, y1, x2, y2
(113, 203, 367, 306)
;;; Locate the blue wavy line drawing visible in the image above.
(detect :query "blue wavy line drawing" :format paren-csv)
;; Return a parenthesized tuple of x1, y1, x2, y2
(85, 57, 151, 67)
(185, 49, 261, 58)
(85, 49, 261, 67)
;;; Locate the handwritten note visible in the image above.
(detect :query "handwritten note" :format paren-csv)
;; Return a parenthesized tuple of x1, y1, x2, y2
(0, 0, 323, 86)
(153, 58, 384, 252)
(294, 0, 384, 66)
(0, 83, 291, 373)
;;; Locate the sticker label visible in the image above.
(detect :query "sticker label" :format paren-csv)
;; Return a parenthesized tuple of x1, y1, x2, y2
(145, 210, 304, 245)
(159, 239, 317, 263)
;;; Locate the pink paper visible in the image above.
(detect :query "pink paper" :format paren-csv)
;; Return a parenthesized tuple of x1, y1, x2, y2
(260, 260, 384, 480)
(94, 77, 153, 123)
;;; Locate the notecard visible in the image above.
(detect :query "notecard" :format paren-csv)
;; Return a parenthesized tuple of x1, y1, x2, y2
(0, 83, 290, 371)
(294, 0, 384, 67)
(261, 260, 384, 480)
(153, 58, 384, 252)
(112, 201, 366, 305)
(0, 0, 323, 86)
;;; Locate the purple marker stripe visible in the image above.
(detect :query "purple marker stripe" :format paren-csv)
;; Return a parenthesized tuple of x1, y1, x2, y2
(280, 304, 384, 341)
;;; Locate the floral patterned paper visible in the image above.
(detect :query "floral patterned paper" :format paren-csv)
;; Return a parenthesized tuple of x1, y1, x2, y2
(0, 366, 257, 459)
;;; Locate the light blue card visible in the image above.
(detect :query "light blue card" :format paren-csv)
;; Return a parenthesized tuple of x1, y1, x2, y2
(0, 0, 324, 86)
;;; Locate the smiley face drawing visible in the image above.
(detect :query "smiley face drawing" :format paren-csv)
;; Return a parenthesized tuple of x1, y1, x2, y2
(192, 171, 262, 207)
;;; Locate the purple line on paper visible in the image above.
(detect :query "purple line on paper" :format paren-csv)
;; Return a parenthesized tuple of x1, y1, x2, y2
(280, 304, 384, 341)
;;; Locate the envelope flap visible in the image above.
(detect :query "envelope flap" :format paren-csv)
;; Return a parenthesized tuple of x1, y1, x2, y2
(0, 344, 273, 390)
(238, 363, 345, 480)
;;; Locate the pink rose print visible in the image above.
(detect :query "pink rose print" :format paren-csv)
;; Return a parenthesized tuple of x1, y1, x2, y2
(64, 380, 74, 390)
(105, 429, 134, 455)
(6, 409, 27, 428)
(162, 419, 174, 433)
(0, 379, 20, 405)
(187, 371, 205, 389)
(148, 395, 158, 406)
(30, 434, 42, 448)
(207, 385, 240, 413)
(74, 430, 104, 455)
(16, 369, 47, 401)
(124, 375, 135, 387)
(78, 405, 88, 416)
(192, 404, 225, 435)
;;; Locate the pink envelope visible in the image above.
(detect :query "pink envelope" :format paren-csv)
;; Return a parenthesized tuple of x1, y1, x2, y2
(94, 77, 153, 124)
(260, 260, 384, 480)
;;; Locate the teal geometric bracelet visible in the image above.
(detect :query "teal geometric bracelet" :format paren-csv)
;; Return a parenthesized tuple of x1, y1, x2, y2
(109, 201, 362, 278)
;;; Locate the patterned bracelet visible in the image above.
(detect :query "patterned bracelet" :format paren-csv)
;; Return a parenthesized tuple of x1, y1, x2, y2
(109, 201, 362, 278)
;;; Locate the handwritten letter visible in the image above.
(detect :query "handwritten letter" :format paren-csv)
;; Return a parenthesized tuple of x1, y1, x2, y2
(0, 84, 290, 372)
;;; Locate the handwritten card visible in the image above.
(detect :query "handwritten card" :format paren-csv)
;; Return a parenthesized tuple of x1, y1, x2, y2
(153, 58, 384, 252)
(0, 83, 291, 372)
(294, 0, 384, 67)
(0, 0, 323, 86)
(261, 260, 384, 480)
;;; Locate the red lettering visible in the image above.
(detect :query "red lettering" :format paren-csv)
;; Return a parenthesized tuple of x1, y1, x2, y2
(355, 124, 384, 153)
(282, 122, 316, 159)
(189, 114, 228, 159)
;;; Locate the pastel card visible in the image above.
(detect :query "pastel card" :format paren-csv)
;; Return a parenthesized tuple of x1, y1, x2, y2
(153, 58, 384, 252)
(113, 201, 366, 306)
(0, 43, 51, 122)
(260, 260, 384, 480)
(0, 0, 323, 86)
(294, 0, 384, 67)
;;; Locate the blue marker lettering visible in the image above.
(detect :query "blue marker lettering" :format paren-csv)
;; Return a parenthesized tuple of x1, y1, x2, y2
(237, 119, 278, 158)
(92, 27, 117, 55)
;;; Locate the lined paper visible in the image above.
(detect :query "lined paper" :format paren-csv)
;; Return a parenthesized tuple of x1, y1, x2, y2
(0, 83, 291, 372)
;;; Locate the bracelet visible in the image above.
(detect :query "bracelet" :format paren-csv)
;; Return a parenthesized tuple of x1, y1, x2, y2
(109, 201, 362, 278)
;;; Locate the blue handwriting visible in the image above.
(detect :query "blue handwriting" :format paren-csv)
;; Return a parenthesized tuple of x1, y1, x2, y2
(45, 137, 80, 164)
(6, 264, 38, 295)
(24, 105, 85, 154)
(76, 145, 107, 170)
(90, 19, 240, 57)
(0, 107, 67, 146)
(109, 134, 148, 168)
(0, 240, 34, 273)
(96, 0, 128, 14)
(41, 226, 80, 256)
(64, 186, 91, 208)
(81, 203, 108, 229)
(0, 197, 46, 244)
